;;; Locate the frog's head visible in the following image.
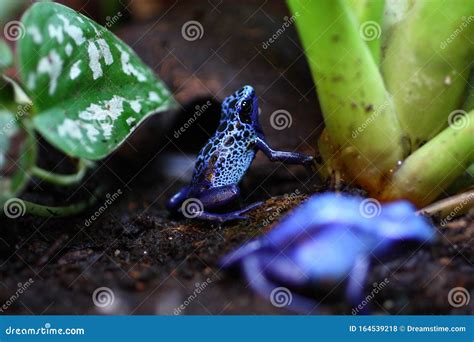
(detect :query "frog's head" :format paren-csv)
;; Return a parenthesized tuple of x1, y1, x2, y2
(221, 85, 261, 131)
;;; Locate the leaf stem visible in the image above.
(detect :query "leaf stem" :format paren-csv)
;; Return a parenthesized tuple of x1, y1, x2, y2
(31, 159, 89, 186)
(380, 110, 474, 206)
(22, 195, 98, 217)
(20, 185, 103, 218)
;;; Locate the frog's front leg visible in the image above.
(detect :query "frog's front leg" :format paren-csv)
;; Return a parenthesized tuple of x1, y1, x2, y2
(189, 184, 262, 222)
(255, 137, 313, 165)
(166, 186, 191, 213)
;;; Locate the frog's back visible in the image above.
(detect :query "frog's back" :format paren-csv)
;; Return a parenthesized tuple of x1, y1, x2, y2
(192, 121, 257, 187)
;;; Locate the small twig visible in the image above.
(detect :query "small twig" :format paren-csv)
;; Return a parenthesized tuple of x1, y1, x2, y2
(417, 189, 474, 219)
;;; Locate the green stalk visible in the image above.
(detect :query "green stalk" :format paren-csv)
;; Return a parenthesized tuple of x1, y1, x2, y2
(22, 196, 97, 217)
(463, 68, 474, 111)
(347, 0, 385, 65)
(382, 0, 474, 151)
(381, 110, 474, 206)
(31, 159, 88, 186)
(288, 0, 405, 193)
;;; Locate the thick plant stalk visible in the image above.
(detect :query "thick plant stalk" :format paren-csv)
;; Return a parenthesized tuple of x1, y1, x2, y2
(382, 0, 474, 151)
(380, 110, 474, 207)
(288, 0, 405, 193)
(463, 68, 474, 111)
(347, 0, 385, 65)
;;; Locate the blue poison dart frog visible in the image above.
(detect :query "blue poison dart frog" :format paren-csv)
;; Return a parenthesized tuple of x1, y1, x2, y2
(167, 85, 313, 222)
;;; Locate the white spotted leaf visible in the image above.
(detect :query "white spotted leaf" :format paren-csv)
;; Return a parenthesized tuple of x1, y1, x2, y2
(18, 3, 175, 160)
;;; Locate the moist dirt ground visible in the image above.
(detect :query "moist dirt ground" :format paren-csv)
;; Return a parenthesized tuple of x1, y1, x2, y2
(0, 0, 472, 315)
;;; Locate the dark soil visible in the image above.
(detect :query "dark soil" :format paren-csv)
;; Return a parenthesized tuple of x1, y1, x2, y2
(0, 0, 472, 315)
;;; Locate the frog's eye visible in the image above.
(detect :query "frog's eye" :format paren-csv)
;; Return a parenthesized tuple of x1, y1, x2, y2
(240, 100, 251, 113)
(239, 100, 252, 124)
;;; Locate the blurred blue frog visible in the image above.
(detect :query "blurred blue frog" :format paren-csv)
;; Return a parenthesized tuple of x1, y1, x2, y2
(221, 193, 436, 313)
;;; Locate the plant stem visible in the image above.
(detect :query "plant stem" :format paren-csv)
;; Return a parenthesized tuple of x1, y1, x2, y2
(347, 0, 385, 65)
(31, 159, 89, 186)
(380, 110, 474, 207)
(288, 0, 405, 193)
(22, 195, 97, 217)
(382, 0, 474, 151)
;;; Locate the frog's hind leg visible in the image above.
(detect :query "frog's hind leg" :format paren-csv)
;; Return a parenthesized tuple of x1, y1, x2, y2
(192, 185, 263, 222)
(166, 186, 191, 213)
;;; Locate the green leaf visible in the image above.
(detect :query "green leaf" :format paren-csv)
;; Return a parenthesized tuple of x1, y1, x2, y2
(0, 112, 36, 206)
(0, 39, 13, 71)
(18, 2, 175, 160)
